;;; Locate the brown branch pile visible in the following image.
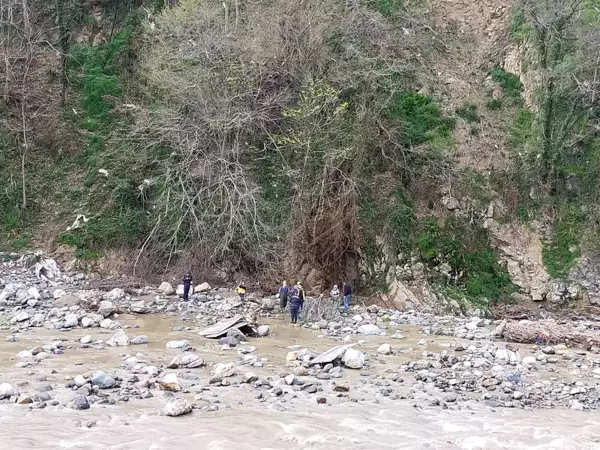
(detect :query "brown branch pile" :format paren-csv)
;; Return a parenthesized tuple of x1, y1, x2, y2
(501, 319, 600, 348)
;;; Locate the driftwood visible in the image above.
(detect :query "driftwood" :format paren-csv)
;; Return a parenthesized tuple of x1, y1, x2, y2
(198, 315, 257, 338)
(501, 319, 600, 348)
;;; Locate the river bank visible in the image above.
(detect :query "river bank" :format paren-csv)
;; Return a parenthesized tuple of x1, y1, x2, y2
(1, 253, 600, 449)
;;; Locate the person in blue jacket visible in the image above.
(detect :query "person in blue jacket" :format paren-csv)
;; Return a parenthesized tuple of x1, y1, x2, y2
(343, 282, 352, 312)
(289, 284, 301, 324)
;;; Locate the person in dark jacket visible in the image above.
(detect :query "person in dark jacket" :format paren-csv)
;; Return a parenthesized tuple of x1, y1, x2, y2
(297, 281, 305, 310)
(279, 280, 289, 310)
(343, 282, 352, 312)
(289, 284, 301, 324)
(182, 271, 193, 301)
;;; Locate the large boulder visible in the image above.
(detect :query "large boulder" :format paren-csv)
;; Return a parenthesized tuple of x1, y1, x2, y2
(91, 371, 116, 389)
(131, 300, 150, 314)
(218, 336, 239, 347)
(131, 335, 149, 345)
(226, 328, 247, 342)
(377, 343, 392, 355)
(212, 362, 235, 378)
(103, 288, 125, 302)
(342, 348, 365, 369)
(0, 383, 17, 399)
(158, 282, 175, 295)
(166, 340, 189, 349)
(159, 373, 182, 392)
(357, 324, 382, 336)
(27, 287, 41, 300)
(195, 282, 211, 293)
(98, 300, 116, 318)
(10, 311, 29, 323)
(164, 398, 192, 417)
(106, 329, 129, 347)
(261, 298, 277, 310)
(70, 395, 90, 410)
(63, 313, 78, 328)
(257, 325, 271, 337)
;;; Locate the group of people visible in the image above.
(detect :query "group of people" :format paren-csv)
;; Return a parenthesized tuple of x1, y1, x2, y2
(181, 270, 353, 326)
(277, 281, 306, 324)
(278, 280, 353, 324)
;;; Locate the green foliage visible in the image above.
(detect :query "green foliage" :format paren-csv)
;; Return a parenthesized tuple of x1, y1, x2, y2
(456, 102, 479, 123)
(509, 108, 535, 149)
(388, 191, 417, 256)
(543, 205, 583, 278)
(489, 67, 523, 104)
(416, 217, 515, 301)
(388, 92, 456, 147)
(370, 0, 404, 16)
(485, 98, 503, 110)
(69, 27, 132, 129)
(510, 9, 533, 42)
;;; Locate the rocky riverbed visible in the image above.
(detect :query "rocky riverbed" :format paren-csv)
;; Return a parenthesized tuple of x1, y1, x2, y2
(1, 252, 600, 448)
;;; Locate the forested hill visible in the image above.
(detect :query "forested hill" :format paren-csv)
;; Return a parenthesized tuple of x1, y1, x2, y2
(1, 0, 600, 312)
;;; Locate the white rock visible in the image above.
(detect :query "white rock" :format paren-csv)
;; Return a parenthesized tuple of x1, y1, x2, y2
(17, 350, 33, 358)
(11, 311, 29, 323)
(106, 329, 129, 347)
(513, 391, 524, 400)
(343, 336, 352, 343)
(166, 340, 189, 349)
(353, 315, 363, 323)
(257, 325, 271, 337)
(342, 348, 365, 369)
(285, 374, 295, 385)
(158, 282, 175, 295)
(131, 300, 150, 314)
(80, 335, 92, 344)
(176, 285, 184, 296)
(63, 313, 78, 328)
(212, 362, 235, 377)
(242, 372, 258, 383)
(74, 375, 87, 387)
(377, 343, 392, 355)
(98, 300, 116, 318)
(53, 289, 67, 299)
(418, 339, 427, 346)
(0, 383, 17, 399)
(495, 349, 521, 364)
(81, 317, 94, 328)
(27, 287, 41, 300)
(100, 318, 115, 329)
(103, 288, 125, 302)
(164, 398, 192, 417)
(357, 324, 382, 336)
(195, 282, 211, 293)
(521, 356, 537, 367)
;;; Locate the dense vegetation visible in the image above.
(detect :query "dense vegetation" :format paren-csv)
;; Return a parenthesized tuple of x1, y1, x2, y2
(0, 0, 598, 305)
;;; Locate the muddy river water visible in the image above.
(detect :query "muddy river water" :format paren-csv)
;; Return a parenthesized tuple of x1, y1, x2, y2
(0, 314, 599, 449)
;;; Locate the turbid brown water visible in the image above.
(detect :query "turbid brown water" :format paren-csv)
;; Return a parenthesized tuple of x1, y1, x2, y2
(1, 314, 600, 449)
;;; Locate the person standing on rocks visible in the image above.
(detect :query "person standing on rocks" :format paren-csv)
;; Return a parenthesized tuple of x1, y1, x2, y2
(343, 282, 352, 312)
(182, 270, 193, 301)
(236, 281, 247, 302)
(279, 280, 289, 310)
(289, 284, 301, 324)
(297, 281, 305, 310)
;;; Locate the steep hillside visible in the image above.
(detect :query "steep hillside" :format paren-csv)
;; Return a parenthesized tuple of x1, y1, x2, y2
(1, 0, 599, 313)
